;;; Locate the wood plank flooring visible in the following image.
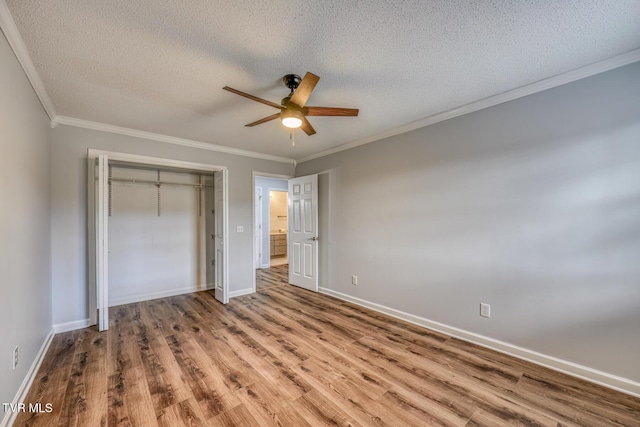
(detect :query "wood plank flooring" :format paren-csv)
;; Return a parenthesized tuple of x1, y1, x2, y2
(14, 265, 640, 426)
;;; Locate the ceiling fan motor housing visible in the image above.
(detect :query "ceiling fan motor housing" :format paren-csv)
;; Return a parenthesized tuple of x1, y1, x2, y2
(281, 95, 292, 106)
(282, 74, 302, 92)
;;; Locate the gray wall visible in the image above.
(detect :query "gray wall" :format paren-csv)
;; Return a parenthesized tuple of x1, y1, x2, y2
(50, 125, 294, 326)
(0, 33, 52, 410)
(296, 62, 640, 382)
(255, 177, 288, 268)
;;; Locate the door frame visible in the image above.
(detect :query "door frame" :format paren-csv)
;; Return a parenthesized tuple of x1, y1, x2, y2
(254, 187, 262, 268)
(88, 149, 229, 329)
(252, 171, 293, 293)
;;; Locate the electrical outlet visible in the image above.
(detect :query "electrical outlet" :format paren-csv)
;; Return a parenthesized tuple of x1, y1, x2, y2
(237, 226, 244, 233)
(352, 275, 358, 285)
(12, 346, 18, 370)
(480, 303, 491, 318)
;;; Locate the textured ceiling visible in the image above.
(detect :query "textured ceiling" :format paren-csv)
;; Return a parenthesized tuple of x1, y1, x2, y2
(5, 0, 640, 161)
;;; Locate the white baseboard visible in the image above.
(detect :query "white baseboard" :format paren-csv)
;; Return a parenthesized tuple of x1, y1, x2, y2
(53, 318, 93, 333)
(319, 287, 640, 398)
(1, 328, 55, 427)
(229, 288, 255, 298)
(108, 285, 214, 307)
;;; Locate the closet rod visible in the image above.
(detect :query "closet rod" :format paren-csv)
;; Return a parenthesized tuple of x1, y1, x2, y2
(106, 177, 213, 189)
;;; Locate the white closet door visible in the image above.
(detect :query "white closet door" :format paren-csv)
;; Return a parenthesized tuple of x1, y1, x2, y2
(214, 169, 228, 303)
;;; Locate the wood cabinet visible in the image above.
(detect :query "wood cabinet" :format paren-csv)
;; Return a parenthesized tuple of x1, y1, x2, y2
(270, 233, 287, 257)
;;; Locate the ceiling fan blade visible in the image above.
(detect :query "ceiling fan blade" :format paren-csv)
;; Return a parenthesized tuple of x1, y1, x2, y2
(305, 106, 359, 116)
(289, 72, 319, 108)
(245, 113, 280, 127)
(300, 117, 316, 136)
(223, 86, 282, 109)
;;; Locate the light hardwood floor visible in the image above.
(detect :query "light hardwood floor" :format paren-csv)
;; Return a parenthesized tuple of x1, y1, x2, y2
(14, 265, 640, 426)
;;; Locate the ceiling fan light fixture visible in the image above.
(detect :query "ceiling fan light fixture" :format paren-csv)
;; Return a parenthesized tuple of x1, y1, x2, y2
(281, 108, 304, 129)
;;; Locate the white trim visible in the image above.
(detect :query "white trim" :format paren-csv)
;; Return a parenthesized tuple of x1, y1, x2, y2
(1, 328, 55, 427)
(298, 49, 640, 163)
(87, 154, 97, 326)
(0, 1, 57, 120)
(88, 149, 226, 173)
(260, 262, 271, 269)
(253, 171, 295, 180)
(109, 285, 214, 307)
(57, 116, 295, 164)
(254, 187, 263, 269)
(96, 154, 109, 331)
(53, 319, 92, 334)
(319, 287, 640, 398)
(220, 169, 230, 304)
(229, 288, 255, 298)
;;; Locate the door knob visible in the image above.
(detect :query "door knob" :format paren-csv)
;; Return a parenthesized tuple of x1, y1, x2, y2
(309, 236, 319, 241)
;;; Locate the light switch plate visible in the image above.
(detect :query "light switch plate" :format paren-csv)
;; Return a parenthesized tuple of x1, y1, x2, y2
(480, 303, 491, 318)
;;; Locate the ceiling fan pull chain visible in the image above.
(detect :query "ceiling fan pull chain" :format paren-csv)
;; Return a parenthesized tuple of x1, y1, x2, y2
(290, 130, 295, 146)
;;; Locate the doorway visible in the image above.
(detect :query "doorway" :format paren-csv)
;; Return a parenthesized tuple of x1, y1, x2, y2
(253, 173, 291, 292)
(252, 172, 320, 294)
(269, 189, 289, 267)
(88, 150, 229, 331)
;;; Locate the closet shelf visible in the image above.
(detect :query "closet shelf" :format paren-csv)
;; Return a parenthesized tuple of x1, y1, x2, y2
(107, 177, 213, 189)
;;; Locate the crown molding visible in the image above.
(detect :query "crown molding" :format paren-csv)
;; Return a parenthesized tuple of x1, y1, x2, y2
(0, 0, 56, 120)
(53, 116, 295, 164)
(297, 48, 640, 163)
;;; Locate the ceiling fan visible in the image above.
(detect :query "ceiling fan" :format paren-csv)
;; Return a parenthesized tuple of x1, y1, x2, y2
(223, 72, 359, 136)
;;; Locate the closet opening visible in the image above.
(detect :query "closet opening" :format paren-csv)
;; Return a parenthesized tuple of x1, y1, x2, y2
(108, 161, 214, 306)
(88, 150, 228, 331)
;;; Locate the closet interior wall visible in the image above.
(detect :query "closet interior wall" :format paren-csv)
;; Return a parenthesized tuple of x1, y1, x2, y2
(107, 162, 215, 306)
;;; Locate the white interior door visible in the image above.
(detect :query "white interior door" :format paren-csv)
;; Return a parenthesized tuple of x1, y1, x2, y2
(288, 174, 318, 291)
(203, 175, 215, 288)
(214, 170, 228, 303)
(96, 154, 109, 331)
